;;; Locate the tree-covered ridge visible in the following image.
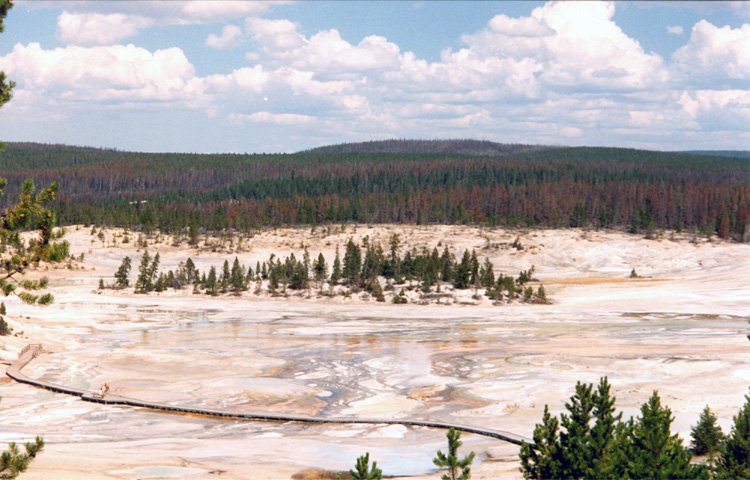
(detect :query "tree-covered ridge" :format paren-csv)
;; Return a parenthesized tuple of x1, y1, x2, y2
(301, 138, 553, 156)
(2, 142, 749, 239)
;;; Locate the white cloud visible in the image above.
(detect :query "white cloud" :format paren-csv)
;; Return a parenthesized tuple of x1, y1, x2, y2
(673, 20, 750, 84)
(245, 17, 306, 52)
(0, 42, 205, 105)
(245, 19, 401, 75)
(667, 25, 684, 35)
(55, 1, 275, 46)
(679, 89, 750, 120)
(228, 111, 314, 125)
(206, 65, 269, 93)
(57, 11, 154, 46)
(206, 25, 244, 50)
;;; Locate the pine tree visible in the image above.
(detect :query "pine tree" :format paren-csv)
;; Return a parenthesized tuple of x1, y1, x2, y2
(205, 266, 218, 296)
(453, 250, 471, 289)
(520, 406, 563, 480)
(691, 405, 724, 457)
(521, 378, 621, 480)
(716, 392, 750, 479)
(0, 302, 5, 315)
(134, 251, 152, 293)
(0, 1, 45, 459)
(0, 436, 44, 479)
(114, 256, 131, 288)
(479, 257, 494, 288)
(350, 452, 382, 480)
(230, 257, 245, 293)
(0, 317, 10, 336)
(313, 253, 327, 281)
(342, 238, 362, 285)
(220, 259, 230, 292)
(331, 247, 342, 285)
(433, 427, 475, 480)
(609, 391, 703, 479)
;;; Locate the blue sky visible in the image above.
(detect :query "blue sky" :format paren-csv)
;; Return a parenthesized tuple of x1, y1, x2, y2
(0, 1, 748, 153)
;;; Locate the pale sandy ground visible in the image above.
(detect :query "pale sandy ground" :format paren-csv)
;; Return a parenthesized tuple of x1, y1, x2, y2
(1, 225, 748, 479)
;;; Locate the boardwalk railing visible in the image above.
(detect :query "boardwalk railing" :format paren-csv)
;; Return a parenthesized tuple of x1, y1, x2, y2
(6, 344, 532, 446)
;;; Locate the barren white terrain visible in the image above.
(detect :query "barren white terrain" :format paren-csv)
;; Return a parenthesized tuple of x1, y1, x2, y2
(1, 225, 748, 479)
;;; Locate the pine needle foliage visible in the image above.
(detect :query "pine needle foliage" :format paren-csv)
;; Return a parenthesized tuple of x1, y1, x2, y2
(0, 436, 44, 479)
(349, 453, 381, 480)
(715, 392, 750, 479)
(691, 405, 724, 456)
(433, 427, 475, 480)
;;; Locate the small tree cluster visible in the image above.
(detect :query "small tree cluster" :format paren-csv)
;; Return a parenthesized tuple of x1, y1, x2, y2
(520, 378, 706, 480)
(347, 428, 474, 480)
(114, 239, 548, 304)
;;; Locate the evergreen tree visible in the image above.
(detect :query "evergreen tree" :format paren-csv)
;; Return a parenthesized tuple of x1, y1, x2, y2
(520, 378, 620, 480)
(520, 406, 563, 480)
(691, 405, 724, 456)
(433, 427, 475, 480)
(609, 391, 703, 480)
(230, 257, 245, 293)
(147, 253, 160, 290)
(0, 3, 46, 459)
(205, 266, 218, 296)
(350, 452, 382, 480)
(185, 257, 197, 284)
(469, 250, 479, 287)
(0, 317, 9, 336)
(0, 302, 5, 315)
(0, 177, 65, 306)
(716, 392, 750, 479)
(330, 247, 342, 285)
(453, 250, 472, 289)
(220, 259, 230, 292)
(0, 436, 44, 479)
(479, 257, 494, 288)
(134, 251, 152, 293)
(313, 252, 327, 281)
(342, 238, 362, 285)
(114, 256, 131, 288)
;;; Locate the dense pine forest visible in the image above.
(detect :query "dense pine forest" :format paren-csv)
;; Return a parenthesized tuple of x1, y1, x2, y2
(1, 140, 749, 240)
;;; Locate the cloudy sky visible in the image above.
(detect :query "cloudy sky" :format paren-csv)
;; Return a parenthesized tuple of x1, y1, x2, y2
(0, 1, 748, 153)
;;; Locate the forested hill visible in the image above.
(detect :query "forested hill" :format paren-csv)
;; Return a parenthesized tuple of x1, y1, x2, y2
(302, 139, 552, 156)
(682, 150, 750, 160)
(1, 141, 749, 240)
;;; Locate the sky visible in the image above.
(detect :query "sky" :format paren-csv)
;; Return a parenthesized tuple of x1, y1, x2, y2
(0, 1, 748, 154)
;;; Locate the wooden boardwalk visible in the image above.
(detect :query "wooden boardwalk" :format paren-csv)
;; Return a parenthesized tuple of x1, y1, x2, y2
(6, 344, 532, 446)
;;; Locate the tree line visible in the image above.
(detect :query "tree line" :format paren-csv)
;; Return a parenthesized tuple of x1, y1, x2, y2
(2, 143, 749, 240)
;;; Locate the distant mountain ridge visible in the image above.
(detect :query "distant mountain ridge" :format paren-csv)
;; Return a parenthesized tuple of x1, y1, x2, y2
(682, 150, 750, 160)
(302, 139, 554, 156)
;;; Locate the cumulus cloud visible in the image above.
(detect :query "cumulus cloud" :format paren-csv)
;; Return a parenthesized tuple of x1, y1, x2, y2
(57, 11, 154, 46)
(457, 1, 668, 91)
(8, 0, 745, 151)
(244, 18, 401, 75)
(0, 42, 205, 105)
(206, 25, 244, 50)
(56, 1, 274, 46)
(679, 89, 750, 120)
(673, 20, 750, 85)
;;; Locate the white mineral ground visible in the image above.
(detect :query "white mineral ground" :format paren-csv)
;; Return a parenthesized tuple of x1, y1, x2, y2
(0, 225, 748, 479)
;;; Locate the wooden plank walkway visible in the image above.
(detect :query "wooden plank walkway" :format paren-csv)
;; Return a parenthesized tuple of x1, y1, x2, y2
(6, 344, 532, 446)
